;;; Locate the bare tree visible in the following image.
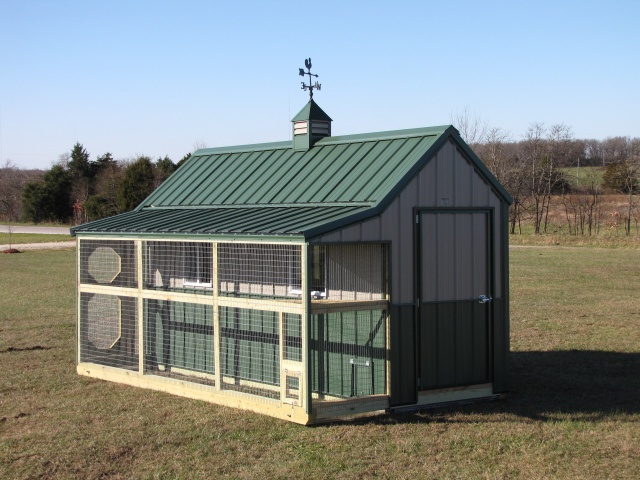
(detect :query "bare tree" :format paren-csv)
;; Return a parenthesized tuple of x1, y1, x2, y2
(192, 140, 208, 152)
(450, 106, 488, 150)
(0, 160, 40, 222)
(542, 124, 574, 232)
(521, 122, 547, 234)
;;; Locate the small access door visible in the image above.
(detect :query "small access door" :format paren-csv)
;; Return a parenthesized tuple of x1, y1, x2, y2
(417, 210, 493, 391)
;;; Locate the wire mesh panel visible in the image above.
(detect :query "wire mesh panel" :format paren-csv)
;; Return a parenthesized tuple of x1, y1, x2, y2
(310, 244, 387, 300)
(219, 306, 280, 398)
(218, 243, 302, 299)
(311, 309, 387, 399)
(284, 313, 302, 362)
(79, 293, 138, 370)
(144, 299, 214, 384)
(80, 239, 137, 287)
(144, 241, 213, 295)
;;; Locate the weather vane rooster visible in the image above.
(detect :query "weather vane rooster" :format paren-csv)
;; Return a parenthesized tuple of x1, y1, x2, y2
(299, 58, 321, 100)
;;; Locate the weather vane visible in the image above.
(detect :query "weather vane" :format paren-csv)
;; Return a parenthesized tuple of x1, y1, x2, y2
(299, 58, 321, 100)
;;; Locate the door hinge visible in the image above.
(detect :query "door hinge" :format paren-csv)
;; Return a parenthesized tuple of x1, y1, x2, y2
(415, 214, 419, 224)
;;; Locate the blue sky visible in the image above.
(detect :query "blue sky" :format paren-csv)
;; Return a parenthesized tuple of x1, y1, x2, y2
(1, 0, 638, 169)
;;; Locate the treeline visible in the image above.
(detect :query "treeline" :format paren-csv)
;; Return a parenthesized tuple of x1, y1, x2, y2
(465, 122, 639, 236)
(1, 129, 639, 234)
(0, 143, 192, 225)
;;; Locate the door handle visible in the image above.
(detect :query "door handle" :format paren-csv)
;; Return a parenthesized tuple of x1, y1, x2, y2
(478, 295, 492, 304)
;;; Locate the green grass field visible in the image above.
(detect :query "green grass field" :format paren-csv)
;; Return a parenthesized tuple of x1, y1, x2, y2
(0, 233, 74, 245)
(559, 166, 605, 187)
(1, 245, 639, 479)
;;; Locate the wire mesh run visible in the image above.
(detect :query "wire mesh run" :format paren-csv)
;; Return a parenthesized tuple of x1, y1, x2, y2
(144, 299, 215, 384)
(310, 244, 386, 300)
(80, 239, 137, 287)
(311, 309, 387, 400)
(218, 243, 302, 300)
(144, 241, 213, 295)
(219, 307, 280, 399)
(80, 292, 138, 370)
(284, 313, 302, 362)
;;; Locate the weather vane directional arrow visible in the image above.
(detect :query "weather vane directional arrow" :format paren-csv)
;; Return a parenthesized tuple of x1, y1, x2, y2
(299, 58, 321, 100)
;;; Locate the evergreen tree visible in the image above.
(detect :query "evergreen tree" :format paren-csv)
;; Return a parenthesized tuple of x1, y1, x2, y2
(116, 156, 155, 213)
(91, 152, 116, 178)
(68, 142, 91, 180)
(154, 155, 176, 188)
(21, 165, 72, 222)
(176, 152, 191, 168)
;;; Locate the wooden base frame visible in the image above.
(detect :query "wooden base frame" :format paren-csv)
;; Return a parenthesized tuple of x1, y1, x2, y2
(77, 363, 312, 424)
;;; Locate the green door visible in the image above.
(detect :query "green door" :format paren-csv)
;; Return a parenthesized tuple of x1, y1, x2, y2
(417, 210, 493, 391)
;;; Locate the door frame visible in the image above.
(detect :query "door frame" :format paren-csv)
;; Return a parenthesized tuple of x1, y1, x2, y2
(413, 207, 496, 393)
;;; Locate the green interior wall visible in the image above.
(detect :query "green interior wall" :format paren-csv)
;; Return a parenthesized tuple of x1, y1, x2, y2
(145, 300, 214, 375)
(310, 309, 386, 398)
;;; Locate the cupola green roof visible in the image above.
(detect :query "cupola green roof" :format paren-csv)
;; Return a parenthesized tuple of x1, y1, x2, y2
(291, 99, 332, 122)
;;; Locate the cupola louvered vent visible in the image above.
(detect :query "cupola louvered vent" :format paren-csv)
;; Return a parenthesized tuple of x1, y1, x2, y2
(291, 100, 332, 151)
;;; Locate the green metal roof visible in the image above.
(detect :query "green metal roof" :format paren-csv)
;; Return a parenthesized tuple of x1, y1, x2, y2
(70, 205, 371, 239)
(71, 122, 512, 238)
(291, 99, 332, 122)
(139, 126, 447, 208)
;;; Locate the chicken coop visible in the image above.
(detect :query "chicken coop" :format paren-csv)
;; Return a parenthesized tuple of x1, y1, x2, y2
(72, 99, 512, 424)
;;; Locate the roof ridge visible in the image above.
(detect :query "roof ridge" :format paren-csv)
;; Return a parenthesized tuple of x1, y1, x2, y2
(191, 125, 455, 157)
(142, 202, 375, 210)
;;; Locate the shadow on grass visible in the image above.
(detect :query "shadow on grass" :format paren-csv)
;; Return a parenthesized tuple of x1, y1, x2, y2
(332, 350, 640, 426)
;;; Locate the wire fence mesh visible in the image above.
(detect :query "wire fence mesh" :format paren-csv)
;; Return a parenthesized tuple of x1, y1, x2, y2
(80, 239, 137, 287)
(78, 237, 389, 413)
(79, 292, 138, 370)
(144, 299, 215, 385)
(219, 243, 302, 299)
(144, 241, 213, 295)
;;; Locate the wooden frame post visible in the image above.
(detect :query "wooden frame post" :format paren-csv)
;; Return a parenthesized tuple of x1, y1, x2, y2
(212, 242, 221, 391)
(137, 240, 144, 374)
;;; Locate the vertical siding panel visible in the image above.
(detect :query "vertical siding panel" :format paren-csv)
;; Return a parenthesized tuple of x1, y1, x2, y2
(420, 159, 438, 206)
(381, 197, 404, 304)
(340, 224, 363, 242)
(389, 305, 416, 405)
(472, 175, 490, 207)
(361, 217, 381, 241)
(472, 302, 489, 383)
(316, 231, 341, 243)
(455, 213, 473, 300)
(398, 182, 417, 305)
(420, 213, 438, 302)
(455, 302, 473, 384)
(492, 195, 503, 298)
(420, 303, 439, 389)
(455, 151, 472, 206)
(437, 142, 455, 205)
(437, 302, 456, 385)
(437, 214, 455, 302)
(473, 213, 488, 298)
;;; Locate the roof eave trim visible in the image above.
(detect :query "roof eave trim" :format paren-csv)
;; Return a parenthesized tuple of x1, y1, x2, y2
(72, 230, 306, 242)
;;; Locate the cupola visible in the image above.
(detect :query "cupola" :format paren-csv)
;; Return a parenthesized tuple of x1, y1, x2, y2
(293, 58, 332, 151)
(291, 99, 332, 151)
